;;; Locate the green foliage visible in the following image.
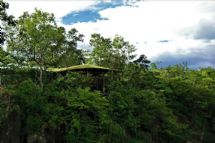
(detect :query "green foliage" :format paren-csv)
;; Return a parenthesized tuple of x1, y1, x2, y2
(5, 9, 84, 88)
(1, 62, 215, 143)
(58, 28, 84, 67)
(154, 65, 215, 142)
(7, 9, 65, 68)
(0, 0, 16, 66)
(0, 88, 12, 123)
(65, 88, 110, 142)
(0, 0, 16, 44)
(12, 80, 44, 134)
(0, 6, 214, 143)
(89, 34, 136, 70)
(108, 87, 187, 143)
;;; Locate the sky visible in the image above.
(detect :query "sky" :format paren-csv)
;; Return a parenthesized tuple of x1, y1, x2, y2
(5, 0, 215, 68)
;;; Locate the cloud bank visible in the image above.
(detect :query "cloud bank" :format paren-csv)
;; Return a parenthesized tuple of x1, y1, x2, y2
(6, 0, 215, 68)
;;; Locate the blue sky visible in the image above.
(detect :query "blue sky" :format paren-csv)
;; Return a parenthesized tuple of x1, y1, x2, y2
(6, 0, 215, 68)
(62, 0, 125, 25)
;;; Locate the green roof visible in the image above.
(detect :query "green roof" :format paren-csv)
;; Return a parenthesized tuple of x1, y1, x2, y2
(47, 64, 111, 73)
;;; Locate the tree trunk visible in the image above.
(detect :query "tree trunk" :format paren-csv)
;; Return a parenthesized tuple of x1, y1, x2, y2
(39, 67, 43, 89)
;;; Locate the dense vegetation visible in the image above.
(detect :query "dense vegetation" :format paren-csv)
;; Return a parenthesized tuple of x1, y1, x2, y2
(0, 1, 215, 143)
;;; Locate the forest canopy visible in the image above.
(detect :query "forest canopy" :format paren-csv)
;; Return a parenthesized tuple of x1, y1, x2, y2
(0, 1, 215, 143)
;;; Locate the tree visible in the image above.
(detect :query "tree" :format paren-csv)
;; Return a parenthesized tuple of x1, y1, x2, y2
(0, 0, 16, 66)
(133, 54, 150, 69)
(7, 9, 65, 88)
(89, 34, 112, 66)
(57, 28, 84, 67)
(0, 0, 16, 44)
(89, 34, 136, 70)
(6, 9, 83, 88)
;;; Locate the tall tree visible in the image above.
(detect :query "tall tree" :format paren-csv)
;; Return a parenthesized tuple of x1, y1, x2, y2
(0, 0, 16, 66)
(6, 9, 83, 88)
(89, 34, 136, 70)
(133, 54, 150, 69)
(58, 28, 84, 67)
(0, 0, 16, 44)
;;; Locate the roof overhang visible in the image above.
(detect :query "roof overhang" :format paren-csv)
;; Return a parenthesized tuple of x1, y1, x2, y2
(47, 64, 114, 73)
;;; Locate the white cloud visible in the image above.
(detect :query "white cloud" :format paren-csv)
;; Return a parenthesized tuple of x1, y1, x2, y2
(65, 1, 215, 62)
(6, 0, 96, 21)
(5, 0, 215, 66)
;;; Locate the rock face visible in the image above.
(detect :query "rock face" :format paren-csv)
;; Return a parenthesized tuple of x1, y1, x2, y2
(0, 109, 66, 143)
(0, 110, 21, 143)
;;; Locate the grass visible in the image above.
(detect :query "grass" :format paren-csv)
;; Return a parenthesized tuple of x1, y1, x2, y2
(47, 64, 111, 72)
